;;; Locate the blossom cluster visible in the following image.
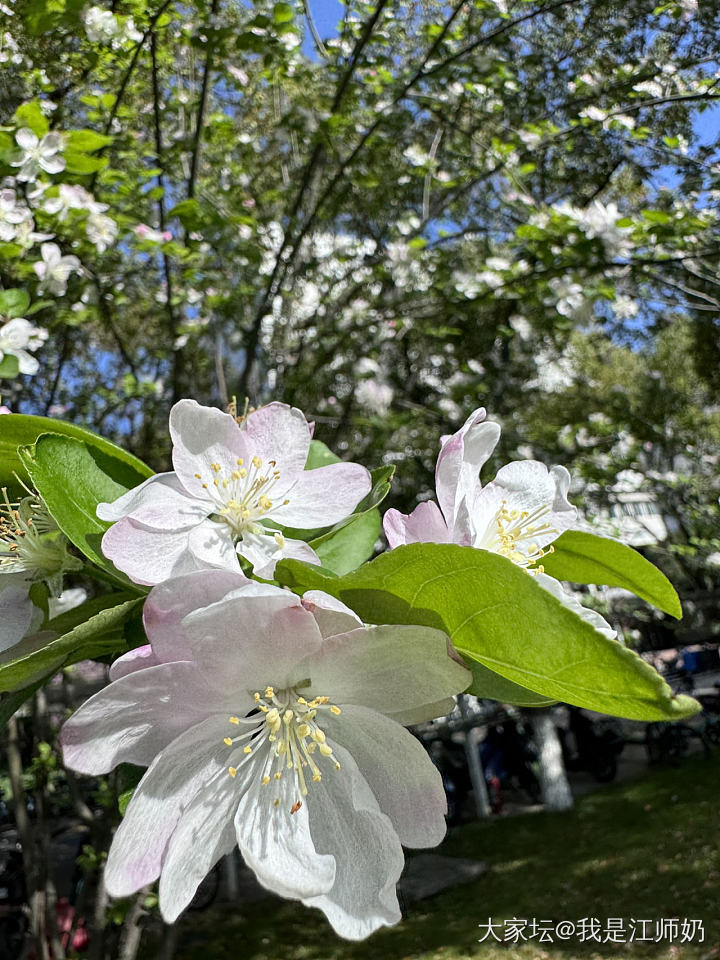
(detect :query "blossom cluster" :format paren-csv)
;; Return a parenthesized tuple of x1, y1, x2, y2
(3, 398, 618, 939)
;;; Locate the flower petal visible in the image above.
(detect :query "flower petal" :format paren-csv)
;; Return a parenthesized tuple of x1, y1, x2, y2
(97, 473, 208, 529)
(301, 742, 404, 940)
(187, 517, 243, 573)
(536, 573, 616, 640)
(15, 128, 38, 151)
(143, 569, 253, 664)
(100, 518, 205, 586)
(293, 624, 471, 718)
(236, 528, 319, 579)
(301, 590, 362, 639)
(272, 461, 371, 528)
(324, 705, 447, 848)
(60, 662, 232, 773)
(241, 402, 312, 479)
(435, 408, 500, 524)
(158, 769, 239, 922)
(181, 589, 324, 694)
(109, 644, 162, 681)
(104, 715, 231, 899)
(0, 578, 36, 653)
(234, 753, 336, 901)
(169, 399, 247, 499)
(383, 500, 452, 548)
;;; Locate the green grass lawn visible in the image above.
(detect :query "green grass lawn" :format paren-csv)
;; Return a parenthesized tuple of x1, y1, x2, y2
(145, 754, 720, 960)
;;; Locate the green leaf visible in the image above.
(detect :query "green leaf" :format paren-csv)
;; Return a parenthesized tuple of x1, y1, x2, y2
(468, 660, 556, 707)
(18, 434, 148, 590)
(305, 439, 341, 469)
(13, 101, 49, 137)
(64, 129, 113, 152)
(0, 677, 47, 726)
(0, 596, 144, 694)
(541, 530, 682, 619)
(315, 509, 381, 576)
(63, 152, 108, 175)
(0, 289, 30, 318)
(273, 1, 294, 22)
(0, 355, 20, 379)
(276, 543, 699, 721)
(0, 414, 152, 493)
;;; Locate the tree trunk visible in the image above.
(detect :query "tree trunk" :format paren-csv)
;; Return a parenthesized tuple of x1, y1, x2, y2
(527, 708, 573, 811)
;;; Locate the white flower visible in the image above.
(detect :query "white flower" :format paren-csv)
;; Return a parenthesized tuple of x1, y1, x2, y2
(384, 408, 615, 639)
(0, 489, 81, 593)
(0, 187, 32, 242)
(97, 400, 372, 582)
(0, 317, 48, 375)
(44, 184, 106, 220)
(86, 212, 117, 252)
(33, 242, 81, 296)
(82, 5, 119, 43)
(356, 379, 393, 415)
(10, 129, 65, 182)
(61, 574, 471, 938)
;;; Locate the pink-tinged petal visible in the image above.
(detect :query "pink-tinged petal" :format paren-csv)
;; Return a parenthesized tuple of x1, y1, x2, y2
(241, 402, 312, 479)
(272, 461, 371, 528)
(234, 755, 336, 902)
(158, 768, 239, 922)
(301, 742, 403, 940)
(435, 408, 501, 524)
(0, 579, 35, 653)
(187, 517, 243, 573)
(237, 529, 319, 579)
(325, 706, 447, 848)
(169, 399, 247, 498)
(181, 591, 323, 695)
(60, 662, 237, 773)
(144, 569, 253, 663)
(383, 500, 451, 548)
(109, 644, 162, 680)
(97, 473, 209, 529)
(293, 624, 471, 717)
(301, 591, 362, 639)
(100, 519, 203, 586)
(104, 715, 231, 898)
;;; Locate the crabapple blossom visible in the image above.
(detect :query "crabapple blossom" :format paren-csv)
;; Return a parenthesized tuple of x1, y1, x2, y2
(60, 574, 471, 938)
(10, 129, 65, 182)
(0, 317, 48, 375)
(383, 408, 615, 638)
(0, 489, 82, 651)
(98, 400, 371, 582)
(86, 212, 118, 252)
(33, 243, 81, 296)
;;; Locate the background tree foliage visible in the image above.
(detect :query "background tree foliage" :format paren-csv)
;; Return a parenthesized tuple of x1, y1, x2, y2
(1, 0, 719, 647)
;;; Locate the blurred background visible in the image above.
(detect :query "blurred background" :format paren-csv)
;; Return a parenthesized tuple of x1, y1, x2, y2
(1, 0, 719, 957)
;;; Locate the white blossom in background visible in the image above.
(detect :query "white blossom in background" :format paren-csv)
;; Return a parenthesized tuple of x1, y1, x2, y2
(82, 5, 119, 43)
(0, 187, 32, 242)
(10, 129, 65, 182)
(554, 200, 632, 258)
(33, 243, 81, 296)
(0, 317, 48, 375)
(44, 184, 105, 220)
(0, 32, 23, 65)
(547, 277, 587, 317)
(86, 212, 118, 253)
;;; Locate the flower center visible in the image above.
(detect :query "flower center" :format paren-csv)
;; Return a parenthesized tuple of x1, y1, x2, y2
(488, 500, 556, 573)
(222, 686, 342, 814)
(0, 488, 74, 588)
(196, 456, 291, 542)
